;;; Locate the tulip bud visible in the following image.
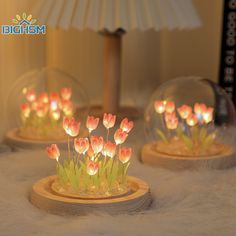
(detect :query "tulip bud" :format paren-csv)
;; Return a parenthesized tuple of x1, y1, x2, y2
(103, 113, 116, 129)
(119, 147, 132, 164)
(114, 129, 128, 145)
(46, 144, 60, 161)
(86, 116, 99, 132)
(120, 118, 134, 133)
(87, 161, 99, 175)
(74, 138, 89, 154)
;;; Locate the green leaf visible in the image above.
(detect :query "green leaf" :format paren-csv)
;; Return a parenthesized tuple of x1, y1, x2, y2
(156, 128, 168, 144)
(176, 126, 183, 138)
(63, 159, 70, 169)
(191, 126, 199, 141)
(75, 165, 81, 188)
(79, 160, 86, 171)
(109, 162, 118, 187)
(199, 127, 207, 143)
(124, 162, 130, 176)
(69, 172, 78, 191)
(57, 164, 68, 185)
(122, 162, 130, 183)
(83, 174, 90, 190)
(69, 160, 75, 172)
(203, 132, 216, 149)
(94, 174, 99, 188)
(99, 161, 108, 177)
(181, 134, 193, 150)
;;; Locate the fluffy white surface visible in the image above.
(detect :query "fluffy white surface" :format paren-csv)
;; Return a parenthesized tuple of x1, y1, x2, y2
(0, 122, 236, 236)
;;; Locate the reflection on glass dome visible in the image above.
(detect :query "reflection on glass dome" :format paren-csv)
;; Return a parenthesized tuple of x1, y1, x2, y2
(144, 77, 236, 157)
(7, 67, 89, 140)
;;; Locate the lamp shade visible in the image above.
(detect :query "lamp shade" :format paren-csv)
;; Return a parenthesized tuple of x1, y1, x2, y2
(32, 0, 201, 31)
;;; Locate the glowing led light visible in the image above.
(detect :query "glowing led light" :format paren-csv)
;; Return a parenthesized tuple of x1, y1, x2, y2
(46, 144, 60, 162)
(153, 100, 217, 154)
(120, 118, 134, 133)
(119, 147, 132, 163)
(165, 101, 175, 113)
(20, 87, 75, 138)
(87, 161, 99, 175)
(165, 112, 178, 129)
(74, 138, 89, 154)
(86, 116, 99, 133)
(154, 100, 166, 114)
(46, 114, 134, 197)
(114, 128, 128, 145)
(103, 141, 116, 158)
(203, 107, 214, 124)
(103, 113, 116, 129)
(186, 114, 198, 126)
(177, 105, 192, 119)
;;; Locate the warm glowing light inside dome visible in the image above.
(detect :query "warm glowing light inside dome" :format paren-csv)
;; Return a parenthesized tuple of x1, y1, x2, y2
(154, 100, 218, 156)
(46, 114, 134, 198)
(19, 87, 75, 139)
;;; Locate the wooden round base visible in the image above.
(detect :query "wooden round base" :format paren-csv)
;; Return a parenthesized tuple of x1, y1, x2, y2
(30, 175, 152, 215)
(4, 128, 87, 150)
(141, 143, 236, 170)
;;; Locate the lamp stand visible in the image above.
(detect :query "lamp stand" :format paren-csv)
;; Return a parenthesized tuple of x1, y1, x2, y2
(103, 33, 121, 113)
(89, 30, 140, 119)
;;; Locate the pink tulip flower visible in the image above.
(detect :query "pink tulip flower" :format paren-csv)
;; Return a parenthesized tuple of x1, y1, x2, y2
(120, 118, 134, 133)
(103, 113, 116, 129)
(186, 114, 198, 126)
(87, 161, 99, 175)
(154, 100, 166, 114)
(86, 116, 99, 132)
(46, 144, 60, 161)
(91, 136, 104, 154)
(114, 128, 128, 145)
(25, 89, 36, 103)
(61, 87, 72, 101)
(20, 103, 31, 118)
(63, 117, 80, 137)
(103, 141, 116, 158)
(165, 101, 175, 113)
(177, 105, 192, 119)
(74, 137, 89, 154)
(119, 147, 132, 164)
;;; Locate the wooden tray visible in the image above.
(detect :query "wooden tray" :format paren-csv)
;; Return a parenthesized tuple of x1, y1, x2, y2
(30, 175, 152, 215)
(141, 142, 236, 170)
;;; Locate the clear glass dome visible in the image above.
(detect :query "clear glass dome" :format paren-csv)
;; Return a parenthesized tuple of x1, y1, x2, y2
(7, 67, 89, 140)
(144, 76, 236, 157)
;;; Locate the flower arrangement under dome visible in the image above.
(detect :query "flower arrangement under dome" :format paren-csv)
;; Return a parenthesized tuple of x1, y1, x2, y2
(20, 87, 74, 139)
(154, 100, 221, 156)
(46, 114, 134, 198)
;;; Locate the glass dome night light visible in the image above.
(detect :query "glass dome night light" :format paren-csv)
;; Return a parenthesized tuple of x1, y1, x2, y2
(47, 114, 134, 198)
(29, 114, 152, 215)
(7, 67, 89, 141)
(144, 77, 236, 159)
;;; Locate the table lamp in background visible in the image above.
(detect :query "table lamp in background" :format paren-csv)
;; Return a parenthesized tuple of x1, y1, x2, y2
(32, 0, 201, 117)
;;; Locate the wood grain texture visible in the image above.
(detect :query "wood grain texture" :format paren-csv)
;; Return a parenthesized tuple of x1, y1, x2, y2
(141, 142, 236, 170)
(30, 175, 152, 215)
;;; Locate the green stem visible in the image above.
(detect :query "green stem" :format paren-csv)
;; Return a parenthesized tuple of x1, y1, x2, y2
(106, 128, 109, 142)
(68, 136, 71, 159)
